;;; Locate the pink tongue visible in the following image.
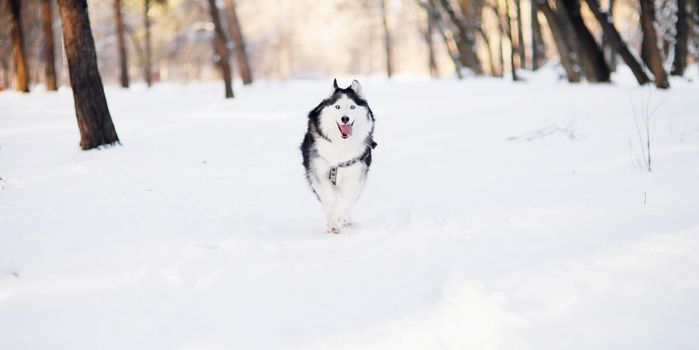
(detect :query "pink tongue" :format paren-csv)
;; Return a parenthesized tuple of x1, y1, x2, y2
(339, 124, 353, 137)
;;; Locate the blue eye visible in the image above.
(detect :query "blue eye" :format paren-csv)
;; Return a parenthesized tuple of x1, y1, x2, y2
(335, 105, 340, 109)
(350, 105, 356, 110)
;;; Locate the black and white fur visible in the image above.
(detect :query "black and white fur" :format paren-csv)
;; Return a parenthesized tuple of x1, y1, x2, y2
(301, 79, 376, 233)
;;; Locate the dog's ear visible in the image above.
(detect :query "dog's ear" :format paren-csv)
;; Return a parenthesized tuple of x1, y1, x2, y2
(350, 79, 364, 98)
(333, 78, 339, 90)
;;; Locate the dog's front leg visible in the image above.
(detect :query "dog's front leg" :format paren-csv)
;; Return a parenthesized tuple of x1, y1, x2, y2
(310, 161, 340, 233)
(334, 165, 366, 227)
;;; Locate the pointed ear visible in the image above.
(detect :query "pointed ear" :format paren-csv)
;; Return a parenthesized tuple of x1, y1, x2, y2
(333, 78, 339, 90)
(350, 79, 364, 98)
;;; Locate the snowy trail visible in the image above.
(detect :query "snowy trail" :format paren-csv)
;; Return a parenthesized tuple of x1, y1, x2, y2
(1, 77, 699, 349)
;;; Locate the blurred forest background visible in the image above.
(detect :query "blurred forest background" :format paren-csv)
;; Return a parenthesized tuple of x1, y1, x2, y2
(1, 0, 698, 92)
(1, 0, 698, 148)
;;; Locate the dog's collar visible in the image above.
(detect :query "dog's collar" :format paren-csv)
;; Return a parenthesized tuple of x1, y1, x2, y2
(328, 143, 376, 185)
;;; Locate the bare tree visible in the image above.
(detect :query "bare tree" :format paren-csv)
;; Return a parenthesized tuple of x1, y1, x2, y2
(424, 0, 464, 78)
(582, 0, 651, 85)
(601, 0, 617, 70)
(223, 0, 253, 84)
(537, 0, 580, 81)
(143, 0, 152, 87)
(115, 0, 129, 88)
(380, 0, 394, 78)
(639, 0, 669, 88)
(42, 0, 57, 91)
(437, 0, 483, 74)
(503, 0, 520, 80)
(425, 7, 439, 77)
(530, 0, 546, 69)
(487, 1, 506, 77)
(671, 0, 689, 76)
(206, 0, 234, 98)
(514, 0, 526, 68)
(0, 26, 9, 90)
(8, 0, 30, 92)
(57, 0, 120, 150)
(0, 48, 7, 90)
(560, 0, 610, 82)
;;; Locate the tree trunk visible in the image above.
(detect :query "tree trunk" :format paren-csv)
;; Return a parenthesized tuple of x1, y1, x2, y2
(115, 0, 129, 87)
(57, 0, 120, 150)
(515, 0, 526, 68)
(42, 0, 58, 91)
(206, 0, 234, 98)
(552, 0, 582, 73)
(0, 35, 9, 89)
(8, 0, 30, 92)
(426, 8, 439, 77)
(223, 0, 253, 84)
(671, 0, 688, 76)
(503, 0, 520, 80)
(531, 0, 546, 70)
(537, 0, 580, 82)
(426, 0, 464, 79)
(582, 0, 651, 85)
(601, 0, 617, 70)
(380, 0, 394, 78)
(491, 3, 505, 77)
(437, 0, 483, 74)
(560, 0, 610, 82)
(639, 0, 670, 88)
(143, 0, 152, 87)
(0, 54, 7, 90)
(0, 59, 7, 91)
(474, 27, 495, 75)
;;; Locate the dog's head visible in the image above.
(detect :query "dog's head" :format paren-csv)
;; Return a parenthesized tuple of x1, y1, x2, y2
(310, 79, 374, 142)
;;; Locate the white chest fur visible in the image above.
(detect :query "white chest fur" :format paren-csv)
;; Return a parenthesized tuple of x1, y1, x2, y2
(315, 137, 366, 166)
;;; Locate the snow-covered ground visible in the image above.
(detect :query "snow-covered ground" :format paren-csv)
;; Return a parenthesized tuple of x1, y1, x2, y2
(1, 72, 699, 350)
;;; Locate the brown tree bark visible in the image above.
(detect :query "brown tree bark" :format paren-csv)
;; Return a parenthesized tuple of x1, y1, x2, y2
(206, 0, 234, 98)
(503, 0, 520, 80)
(426, 8, 439, 77)
(0, 38, 8, 89)
(115, 0, 129, 87)
(223, 0, 253, 84)
(8, 0, 30, 92)
(671, 0, 688, 76)
(437, 0, 483, 74)
(476, 27, 496, 76)
(552, 0, 581, 71)
(582, 0, 650, 85)
(639, 0, 669, 88)
(601, 0, 617, 70)
(514, 0, 526, 68)
(57, 0, 120, 150)
(559, 0, 610, 82)
(0, 55, 7, 91)
(531, 0, 546, 69)
(425, 0, 464, 78)
(537, 0, 580, 82)
(490, 2, 505, 77)
(380, 0, 394, 78)
(143, 0, 152, 87)
(42, 0, 58, 91)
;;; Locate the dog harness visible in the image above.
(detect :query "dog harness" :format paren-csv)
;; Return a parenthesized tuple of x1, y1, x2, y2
(328, 142, 377, 185)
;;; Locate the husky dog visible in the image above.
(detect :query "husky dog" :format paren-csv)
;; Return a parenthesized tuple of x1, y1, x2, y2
(301, 79, 377, 233)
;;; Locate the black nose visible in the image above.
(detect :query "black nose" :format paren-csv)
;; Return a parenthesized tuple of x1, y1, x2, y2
(341, 116, 349, 123)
